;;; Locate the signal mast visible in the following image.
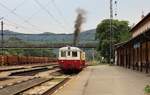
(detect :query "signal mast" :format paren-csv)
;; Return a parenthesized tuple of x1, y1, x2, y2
(109, 0, 118, 64)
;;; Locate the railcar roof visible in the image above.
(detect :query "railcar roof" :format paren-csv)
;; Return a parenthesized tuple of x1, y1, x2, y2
(59, 46, 81, 51)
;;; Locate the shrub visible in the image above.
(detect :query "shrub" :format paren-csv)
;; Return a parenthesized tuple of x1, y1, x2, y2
(145, 85, 150, 94)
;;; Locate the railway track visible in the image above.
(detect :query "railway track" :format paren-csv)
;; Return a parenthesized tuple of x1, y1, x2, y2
(0, 64, 72, 95)
(0, 64, 58, 84)
(0, 67, 25, 72)
(0, 77, 52, 95)
(10, 67, 50, 76)
(0, 63, 57, 72)
(20, 77, 70, 95)
(0, 64, 58, 78)
(0, 76, 70, 95)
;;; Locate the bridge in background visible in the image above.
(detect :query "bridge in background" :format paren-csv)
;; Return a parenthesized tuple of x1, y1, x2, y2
(0, 42, 98, 49)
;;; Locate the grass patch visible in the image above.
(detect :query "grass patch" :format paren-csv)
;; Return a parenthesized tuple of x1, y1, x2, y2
(145, 85, 150, 94)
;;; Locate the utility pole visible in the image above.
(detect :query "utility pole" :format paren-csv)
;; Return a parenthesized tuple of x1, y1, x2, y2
(110, 0, 113, 64)
(1, 21, 4, 66)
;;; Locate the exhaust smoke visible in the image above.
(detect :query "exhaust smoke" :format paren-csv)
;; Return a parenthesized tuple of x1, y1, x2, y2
(73, 8, 86, 46)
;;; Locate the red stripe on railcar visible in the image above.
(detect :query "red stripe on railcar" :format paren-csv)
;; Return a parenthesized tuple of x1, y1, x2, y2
(58, 60, 85, 71)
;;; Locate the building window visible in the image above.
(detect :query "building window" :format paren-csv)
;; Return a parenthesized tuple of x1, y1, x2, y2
(72, 51, 77, 57)
(61, 51, 66, 57)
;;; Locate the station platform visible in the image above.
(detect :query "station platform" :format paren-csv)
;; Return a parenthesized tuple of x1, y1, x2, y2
(52, 65, 150, 95)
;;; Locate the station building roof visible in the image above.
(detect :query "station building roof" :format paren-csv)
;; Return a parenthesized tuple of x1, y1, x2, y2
(130, 12, 150, 33)
(115, 12, 150, 49)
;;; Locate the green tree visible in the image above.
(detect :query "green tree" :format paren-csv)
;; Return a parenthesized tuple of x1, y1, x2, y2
(4, 37, 28, 47)
(5, 49, 24, 56)
(96, 19, 131, 62)
(23, 49, 56, 57)
(1, 37, 56, 57)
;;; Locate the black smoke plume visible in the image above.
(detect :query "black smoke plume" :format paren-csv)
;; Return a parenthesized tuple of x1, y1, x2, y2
(73, 8, 86, 46)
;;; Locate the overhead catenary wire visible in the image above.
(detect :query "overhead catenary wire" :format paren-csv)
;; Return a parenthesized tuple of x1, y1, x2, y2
(4, 18, 42, 33)
(20, 1, 65, 33)
(11, 0, 26, 12)
(51, 0, 72, 29)
(2, 0, 26, 18)
(0, 1, 46, 33)
(0, 0, 48, 33)
(22, 1, 51, 27)
(34, 0, 70, 33)
(0, 0, 70, 33)
(3, 18, 62, 35)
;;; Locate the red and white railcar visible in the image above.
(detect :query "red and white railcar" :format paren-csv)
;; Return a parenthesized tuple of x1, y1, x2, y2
(58, 46, 85, 71)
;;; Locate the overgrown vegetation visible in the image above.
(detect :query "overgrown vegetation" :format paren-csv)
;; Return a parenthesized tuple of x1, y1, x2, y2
(0, 37, 56, 57)
(96, 19, 131, 62)
(145, 85, 150, 94)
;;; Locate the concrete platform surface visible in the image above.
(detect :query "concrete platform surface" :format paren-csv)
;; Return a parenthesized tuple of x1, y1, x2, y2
(52, 65, 150, 95)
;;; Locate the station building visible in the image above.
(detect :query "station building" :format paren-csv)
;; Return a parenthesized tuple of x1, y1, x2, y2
(115, 13, 150, 73)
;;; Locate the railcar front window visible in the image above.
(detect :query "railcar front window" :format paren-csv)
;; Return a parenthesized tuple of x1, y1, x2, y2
(72, 51, 77, 57)
(61, 51, 66, 57)
(68, 51, 70, 56)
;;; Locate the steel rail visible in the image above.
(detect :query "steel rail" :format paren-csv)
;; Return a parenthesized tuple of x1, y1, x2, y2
(42, 77, 70, 95)
(0, 77, 53, 95)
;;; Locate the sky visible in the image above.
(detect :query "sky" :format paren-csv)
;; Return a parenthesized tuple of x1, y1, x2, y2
(0, 0, 150, 34)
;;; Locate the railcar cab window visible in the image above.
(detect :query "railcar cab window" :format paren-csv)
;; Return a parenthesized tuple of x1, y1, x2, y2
(67, 51, 71, 56)
(72, 51, 78, 57)
(61, 51, 66, 57)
